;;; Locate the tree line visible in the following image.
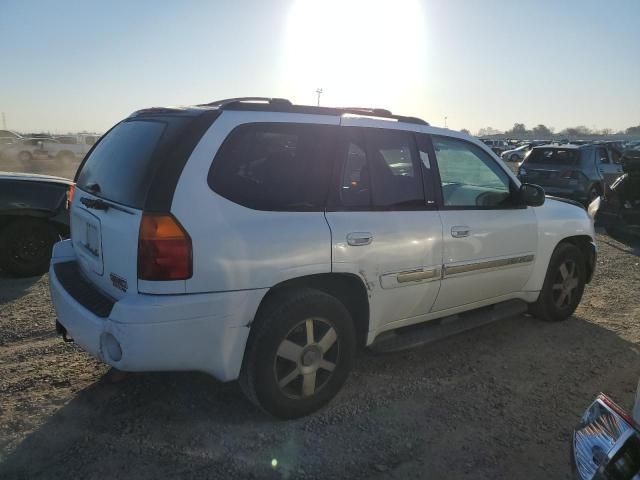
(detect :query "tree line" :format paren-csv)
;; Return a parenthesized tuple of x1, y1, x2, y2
(462, 123, 640, 138)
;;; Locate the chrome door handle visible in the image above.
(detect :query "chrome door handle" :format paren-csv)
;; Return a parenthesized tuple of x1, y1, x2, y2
(451, 226, 470, 238)
(346, 232, 373, 246)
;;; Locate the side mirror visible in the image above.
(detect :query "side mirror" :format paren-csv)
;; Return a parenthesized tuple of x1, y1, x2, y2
(520, 183, 545, 207)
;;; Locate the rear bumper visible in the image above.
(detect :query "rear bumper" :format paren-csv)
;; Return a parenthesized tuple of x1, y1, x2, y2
(49, 240, 266, 382)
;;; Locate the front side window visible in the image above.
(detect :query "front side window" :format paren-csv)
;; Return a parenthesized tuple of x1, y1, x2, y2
(432, 136, 513, 208)
(208, 123, 336, 211)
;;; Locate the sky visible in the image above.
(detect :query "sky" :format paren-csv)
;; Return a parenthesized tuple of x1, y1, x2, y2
(1, 0, 639, 134)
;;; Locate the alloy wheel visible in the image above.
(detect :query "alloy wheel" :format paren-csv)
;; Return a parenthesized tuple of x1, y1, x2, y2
(274, 318, 340, 399)
(551, 259, 579, 309)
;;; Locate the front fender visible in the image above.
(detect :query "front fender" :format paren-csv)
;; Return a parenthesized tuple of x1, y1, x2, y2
(522, 198, 595, 292)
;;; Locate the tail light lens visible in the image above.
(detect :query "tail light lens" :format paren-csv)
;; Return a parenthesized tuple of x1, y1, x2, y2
(66, 183, 75, 209)
(137, 213, 192, 281)
(573, 394, 640, 479)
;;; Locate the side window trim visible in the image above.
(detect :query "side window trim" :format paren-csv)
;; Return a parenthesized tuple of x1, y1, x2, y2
(428, 134, 525, 211)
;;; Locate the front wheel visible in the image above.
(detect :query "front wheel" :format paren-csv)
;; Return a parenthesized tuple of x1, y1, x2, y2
(239, 288, 356, 419)
(529, 242, 586, 322)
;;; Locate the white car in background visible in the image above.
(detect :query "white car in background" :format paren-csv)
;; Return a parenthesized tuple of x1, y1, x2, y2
(41, 134, 100, 163)
(49, 97, 597, 418)
(501, 144, 533, 162)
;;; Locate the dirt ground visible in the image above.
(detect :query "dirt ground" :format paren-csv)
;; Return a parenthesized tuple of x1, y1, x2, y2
(0, 230, 637, 479)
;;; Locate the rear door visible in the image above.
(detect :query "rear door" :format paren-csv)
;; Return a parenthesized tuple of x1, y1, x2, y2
(325, 123, 443, 333)
(72, 119, 175, 299)
(598, 147, 624, 185)
(428, 135, 537, 311)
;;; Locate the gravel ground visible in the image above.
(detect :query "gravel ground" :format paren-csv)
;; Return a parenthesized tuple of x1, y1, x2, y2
(0, 231, 639, 479)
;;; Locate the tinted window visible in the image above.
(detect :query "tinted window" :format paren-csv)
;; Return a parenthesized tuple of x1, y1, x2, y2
(432, 136, 512, 208)
(525, 148, 579, 165)
(335, 128, 425, 209)
(76, 120, 166, 208)
(209, 123, 336, 211)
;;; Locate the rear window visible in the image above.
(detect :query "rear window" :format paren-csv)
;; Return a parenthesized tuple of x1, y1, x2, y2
(525, 148, 579, 165)
(76, 120, 165, 208)
(208, 123, 336, 211)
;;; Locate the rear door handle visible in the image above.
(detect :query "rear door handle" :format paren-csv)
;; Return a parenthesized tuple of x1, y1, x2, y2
(451, 226, 470, 238)
(346, 232, 373, 246)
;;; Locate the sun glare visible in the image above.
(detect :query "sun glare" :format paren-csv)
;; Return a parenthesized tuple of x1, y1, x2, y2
(283, 0, 426, 109)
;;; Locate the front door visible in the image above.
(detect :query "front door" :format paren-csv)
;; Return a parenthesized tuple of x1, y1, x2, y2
(426, 135, 538, 312)
(325, 125, 443, 335)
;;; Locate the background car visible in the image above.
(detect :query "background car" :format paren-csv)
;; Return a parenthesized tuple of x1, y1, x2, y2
(518, 143, 621, 205)
(41, 134, 100, 163)
(501, 144, 533, 162)
(0, 172, 71, 276)
(592, 149, 640, 237)
(0, 137, 56, 163)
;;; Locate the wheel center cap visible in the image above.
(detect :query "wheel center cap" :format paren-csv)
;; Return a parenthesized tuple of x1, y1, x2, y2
(301, 347, 321, 367)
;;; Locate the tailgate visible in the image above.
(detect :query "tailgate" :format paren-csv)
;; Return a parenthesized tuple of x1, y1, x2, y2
(71, 192, 142, 300)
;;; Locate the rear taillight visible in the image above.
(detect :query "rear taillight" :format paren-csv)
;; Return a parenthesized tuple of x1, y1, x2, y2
(66, 183, 75, 209)
(137, 213, 192, 281)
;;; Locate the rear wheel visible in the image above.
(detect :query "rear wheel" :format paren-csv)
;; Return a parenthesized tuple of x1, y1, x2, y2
(0, 219, 59, 277)
(18, 150, 33, 164)
(239, 288, 356, 419)
(56, 151, 75, 165)
(528, 243, 586, 322)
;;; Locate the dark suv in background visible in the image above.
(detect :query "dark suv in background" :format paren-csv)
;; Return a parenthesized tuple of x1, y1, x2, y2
(517, 144, 622, 205)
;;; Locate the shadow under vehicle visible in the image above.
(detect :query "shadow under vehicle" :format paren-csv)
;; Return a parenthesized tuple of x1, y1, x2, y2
(591, 150, 640, 238)
(0, 172, 72, 277)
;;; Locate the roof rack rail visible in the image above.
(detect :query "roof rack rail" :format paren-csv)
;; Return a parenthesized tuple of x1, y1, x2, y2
(201, 97, 293, 108)
(200, 98, 429, 126)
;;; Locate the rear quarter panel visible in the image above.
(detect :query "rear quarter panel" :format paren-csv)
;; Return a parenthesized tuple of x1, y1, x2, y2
(171, 111, 339, 293)
(522, 198, 594, 292)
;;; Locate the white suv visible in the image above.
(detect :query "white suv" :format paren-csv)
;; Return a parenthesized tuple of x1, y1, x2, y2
(49, 97, 597, 418)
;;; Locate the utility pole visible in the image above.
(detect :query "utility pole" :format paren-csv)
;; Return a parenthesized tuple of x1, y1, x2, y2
(1, 112, 6, 130)
(315, 88, 323, 106)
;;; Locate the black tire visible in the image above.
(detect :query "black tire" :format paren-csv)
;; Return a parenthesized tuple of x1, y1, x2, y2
(0, 219, 59, 277)
(239, 288, 356, 419)
(18, 150, 33, 163)
(528, 242, 586, 322)
(56, 151, 75, 165)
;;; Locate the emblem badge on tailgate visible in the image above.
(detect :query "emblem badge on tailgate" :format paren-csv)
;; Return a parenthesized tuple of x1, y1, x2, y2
(110, 273, 128, 292)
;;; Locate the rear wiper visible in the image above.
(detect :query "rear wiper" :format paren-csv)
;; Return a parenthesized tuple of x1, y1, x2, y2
(80, 197, 109, 211)
(79, 196, 134, 214)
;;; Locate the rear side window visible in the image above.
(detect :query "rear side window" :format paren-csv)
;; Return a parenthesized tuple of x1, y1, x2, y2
(525, 148, 579, 165)
(208, 123, 336, 211)
(334, 128, 425, 210)
(76, 120, 166, 208)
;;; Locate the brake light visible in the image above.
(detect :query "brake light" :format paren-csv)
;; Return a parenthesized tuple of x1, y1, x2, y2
(137, 213, 192, 280)
(66, 183, 75, 209)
